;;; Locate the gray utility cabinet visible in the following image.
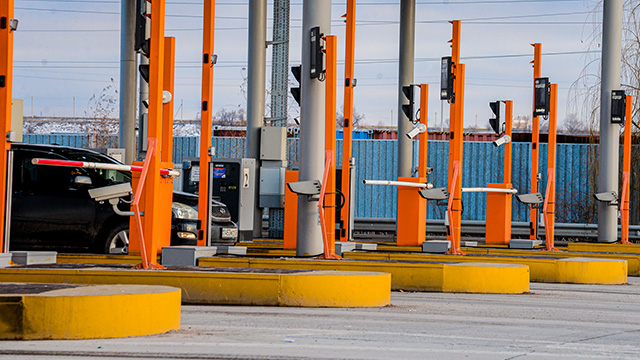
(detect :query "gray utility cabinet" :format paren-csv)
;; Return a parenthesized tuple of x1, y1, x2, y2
(209, 158, 256, 241)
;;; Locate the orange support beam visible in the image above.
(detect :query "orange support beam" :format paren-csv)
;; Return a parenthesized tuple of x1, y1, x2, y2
(197, 0, 216, 246)
(418, 84, 428, 177)
(161, 37, 175, 163)
(543, 84, 558, 251)
(447, 20, 464, 253)
(0, 0, 14, 253)
(324, 35, 337, 246)
(486, 100, 513, 245)
(530, 43, 542, 240)
(340, 0, 356, 242)
(621, 95, 633, 244)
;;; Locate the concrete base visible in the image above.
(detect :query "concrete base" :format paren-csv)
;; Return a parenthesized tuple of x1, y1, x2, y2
(10, 251, 57, 265)
(422, 240, 451, 253)
(0, 266, 391, 308)
(162, 246, 247, 266)
(335, 243, 377, 256)
(344, 252, 628, 285)
(0, 253, 12, 267)
(199, 257, 530, 294)
(461, 241, 478, 247)
(0, 283, 180, 340)
(509, 239, 542, 249)
(568, 242, 640, 254)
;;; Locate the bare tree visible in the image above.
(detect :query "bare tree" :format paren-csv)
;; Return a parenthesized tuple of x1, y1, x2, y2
(83, 79, 119, 149)
(336, 106, 366, 130)
(562, 113, 588, 134)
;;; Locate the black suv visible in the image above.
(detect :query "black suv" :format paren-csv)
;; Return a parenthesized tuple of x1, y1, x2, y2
(8, 143, 237, 253)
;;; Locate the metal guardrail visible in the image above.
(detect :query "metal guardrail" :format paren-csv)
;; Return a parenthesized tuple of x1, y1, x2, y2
(353, 218, 640, 241)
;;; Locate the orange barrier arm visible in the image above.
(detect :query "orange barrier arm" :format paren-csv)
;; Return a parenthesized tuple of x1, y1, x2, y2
(0, 0, 14, 252)
(621, 95, 633, 245)
(543, 84, 558, 251)
(318, 150, 340, 259)
(446, 161, 464, 255)
(530, 43, 542, 240)
(340, 0, 356, 242)
(197, 0, 216, 245)
(324, 35, 337, 245)
(132, 139, 165, 269)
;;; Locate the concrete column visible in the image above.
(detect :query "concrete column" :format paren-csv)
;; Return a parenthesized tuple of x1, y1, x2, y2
(297, 0, 331, 256)
(397, 0, 415, 178)
(119, 0, 137, 164)
(597, 0, 623, 242)
(246, 0, 267, 238)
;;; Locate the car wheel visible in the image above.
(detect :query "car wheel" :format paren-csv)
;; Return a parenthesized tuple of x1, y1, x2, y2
(103, 223, 129, 254)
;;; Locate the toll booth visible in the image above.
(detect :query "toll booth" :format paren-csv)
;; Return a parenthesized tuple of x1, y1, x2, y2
(209, 159, 256, 241)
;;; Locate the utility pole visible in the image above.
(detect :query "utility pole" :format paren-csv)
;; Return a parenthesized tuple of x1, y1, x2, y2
(296, 0, 331, 256)
(597, 0, 623, 243)
(119, 0, 137, 164)
(530, 43, 541, 241)
(246, 0, 267, 238)
(397, 0, 415, 178)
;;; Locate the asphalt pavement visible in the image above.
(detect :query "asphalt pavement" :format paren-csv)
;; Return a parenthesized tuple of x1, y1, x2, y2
(2, 277, 640, 359)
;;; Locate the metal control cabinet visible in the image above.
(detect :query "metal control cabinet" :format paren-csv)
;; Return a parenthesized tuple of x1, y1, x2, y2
(209, 158, 256, 241)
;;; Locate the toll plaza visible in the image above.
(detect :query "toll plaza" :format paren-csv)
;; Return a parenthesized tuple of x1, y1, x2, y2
(0, 0, 639, 356)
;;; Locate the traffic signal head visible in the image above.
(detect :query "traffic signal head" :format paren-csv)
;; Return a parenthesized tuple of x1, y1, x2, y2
(134, 0, 149, 56)
(290, 65, 302, 105)
(139, 64, 150, 83)
(611, 90, 626, 124)
(402, 85, 415, 121)
(534, 77, 550, 117)
(440, 56, 454, 102)
(309, 26, 325, 79)
(489, 101, 500, 134)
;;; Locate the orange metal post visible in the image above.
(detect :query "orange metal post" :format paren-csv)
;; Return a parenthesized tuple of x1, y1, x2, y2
(621, 95, 633, 244)
(418, 84, 429, 177)
(530, 43, 542, 240)
(340, 0, 356, 242)
(504, 100, 513, 184)
(447, 20, 464, 253)
(137, 0, 168, 268)
(324, 35, 337, 246)
(543, 84, 558, 251)
(0, 0, 14, 252)
(283, 170, 299, 249)
(197, 0, 216, 246)
(161, 37, 175, 163)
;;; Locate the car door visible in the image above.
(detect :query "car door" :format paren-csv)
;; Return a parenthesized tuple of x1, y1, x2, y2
(10, 149, 97, 250)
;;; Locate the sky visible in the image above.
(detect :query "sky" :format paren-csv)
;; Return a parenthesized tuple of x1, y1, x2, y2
(11, 0, 605, 130)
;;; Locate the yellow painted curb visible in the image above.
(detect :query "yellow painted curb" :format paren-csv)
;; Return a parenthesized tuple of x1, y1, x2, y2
(0, 284, 180, 340)
(568, 243, 640, 254)
(198, 258, 530, 294)
(463, 247, 639, 276)
(343, 252, 627, 285)
(0, 268, 389, 308)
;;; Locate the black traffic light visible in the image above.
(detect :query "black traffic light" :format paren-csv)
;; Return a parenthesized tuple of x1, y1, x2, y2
(440, 56, 454, 102)
(402, 85, 415, 121)
(134, 0, 150, 56)
(534, 77, 550, 117)
(489, 101, 500, 134)
(611, 90, 626, 124)
(291, 65, 302, 105)
(135, 0, 150, 83)
(309, 26, 325, 79)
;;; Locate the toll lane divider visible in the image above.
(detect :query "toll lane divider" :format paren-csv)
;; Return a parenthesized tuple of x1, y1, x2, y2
(568, 242, 640, 254)
(342, 252, 627, 284)
(198, 257, 530, 294)
(461, 247, 640, 276)
(0, 266, 390, 308)
(0, 284, 180, 340)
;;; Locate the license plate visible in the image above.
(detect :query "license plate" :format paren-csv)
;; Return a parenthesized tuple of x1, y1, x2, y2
(221, 228, 238, 239)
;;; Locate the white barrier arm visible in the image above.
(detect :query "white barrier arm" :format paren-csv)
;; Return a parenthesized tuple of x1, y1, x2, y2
(363, 179, 434, 189)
